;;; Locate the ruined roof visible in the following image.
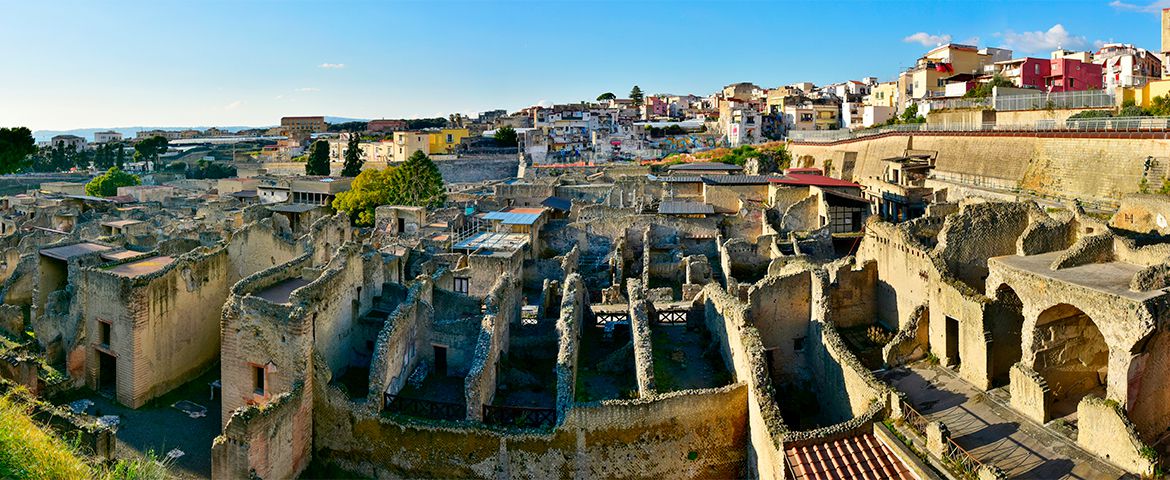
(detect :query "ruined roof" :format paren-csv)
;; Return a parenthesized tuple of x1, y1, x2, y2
(786, 432, 916, 480)
(100, 250, 146, 262)
(990, 252, 1165, 302)
(654, 175, 704, 184)
(106, 255, 175, 278)
(701, 175, 773, 185)
(659, 201, 715, 215)
(253, 277, 312, 304)
(667, 162, 743, 172)
(40, 242, 113, 260)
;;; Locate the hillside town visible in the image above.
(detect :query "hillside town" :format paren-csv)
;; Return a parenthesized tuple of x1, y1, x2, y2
(5, 5, 1170, 480)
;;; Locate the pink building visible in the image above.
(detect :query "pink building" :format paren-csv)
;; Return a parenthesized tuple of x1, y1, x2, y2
(995, 57, 1102, 92)
(1048, 58, 1103, 92)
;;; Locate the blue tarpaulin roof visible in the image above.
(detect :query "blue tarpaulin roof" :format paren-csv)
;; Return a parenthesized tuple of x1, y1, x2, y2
(541, 196, 571, 211)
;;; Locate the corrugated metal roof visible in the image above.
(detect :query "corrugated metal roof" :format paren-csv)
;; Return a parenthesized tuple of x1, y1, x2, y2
(701, 175, 773, 185)
(656, 175, 704, 183)
(484, 210, 542, 225)
(770, 174, 861, 188)
(541, 196, 571, 212)
(667, 162, 744, 171)
(658, 201, 715, 215)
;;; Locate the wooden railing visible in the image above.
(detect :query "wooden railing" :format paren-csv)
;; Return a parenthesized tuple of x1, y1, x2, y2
(901, 402, 928, 437)
(482, 404, 556, 429)
(384, 394, 464, 421)
(942, 437, 985, 479)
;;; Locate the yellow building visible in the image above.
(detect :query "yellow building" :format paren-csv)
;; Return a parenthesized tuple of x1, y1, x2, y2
(908, 44, 996, 99)
(864, 82, 899, 108)
(427, 128, 469, 155)
(392, 132, 431, 162)
(1117, 79, 1170, 108)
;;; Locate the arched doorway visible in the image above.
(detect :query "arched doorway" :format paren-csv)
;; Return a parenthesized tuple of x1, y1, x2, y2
(1033, 303, 1108, 419)
(988, 285, 1024, 387)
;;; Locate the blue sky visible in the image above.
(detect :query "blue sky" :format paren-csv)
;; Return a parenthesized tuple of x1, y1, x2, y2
(1, 0, 1166, 130)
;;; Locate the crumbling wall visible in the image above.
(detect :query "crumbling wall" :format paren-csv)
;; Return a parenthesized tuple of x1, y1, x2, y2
(1112, 193, 1170, 236)
(747, 270, 811, 383)
(464, 274, 519, 420)
(313, 380, 747, 479)
(554, 273, 585, 421)
(826, 259, 877, 329)
(1077, 396, 1156, 476)
(225, 219, 305, 283)
(702, 285, 787, 480)
(934, 201, 1032, 292)
(212, 384, 313, 480)
(367, 278, 434, 407)
(627, 280, 656, 397)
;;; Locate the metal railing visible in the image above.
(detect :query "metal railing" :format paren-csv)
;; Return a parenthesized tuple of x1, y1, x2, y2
(482, 404, 556, 428)
(384, 394, 465, 421)
(928, 97, 992, 111)
(788, 115, 1170, 143)
(994, 90, 1115, 111)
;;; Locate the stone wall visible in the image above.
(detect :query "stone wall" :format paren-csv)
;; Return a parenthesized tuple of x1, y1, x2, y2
(788, 133, 1170, 205)
(826, 260, 877, 329)
(746, 271, 811, 383)
(224, 219, 305, 283)
(554, 273, 585, 421)
(212, 384, 313, 480)
(367, 278, 433, 406)
(464, 274, 519, 420)
(627, 280, 656, 397)
(79, 247, 231, 408)
(1077, 396, 1156, 476)
(313, 382, 747, 479)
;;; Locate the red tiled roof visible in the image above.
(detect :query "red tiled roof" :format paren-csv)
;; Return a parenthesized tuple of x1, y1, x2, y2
(769, 173, 860, 188)
(786, 433, 917, 480)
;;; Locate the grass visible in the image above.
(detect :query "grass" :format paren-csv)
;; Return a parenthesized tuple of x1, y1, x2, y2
(0, 388, 170, 480)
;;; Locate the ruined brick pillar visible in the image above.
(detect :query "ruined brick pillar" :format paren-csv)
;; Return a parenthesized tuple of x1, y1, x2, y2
(925, 421, 950, 459)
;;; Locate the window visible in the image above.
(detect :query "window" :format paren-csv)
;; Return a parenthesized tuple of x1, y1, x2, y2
(793, 336, 806, 352)
(252, 365, 266, 396)
(454, 277, 470, 295)
(1034, 64, 1040, 75)
(99, 321, 111, 347)
(446, 134, 453, 143)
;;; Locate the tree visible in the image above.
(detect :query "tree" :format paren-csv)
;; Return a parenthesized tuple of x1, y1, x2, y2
(115, 144, 126, 170)
(304, 139, 331, 175)
(341, 133, 364, 177)
(597, 92, 616, 101)
(85, 167, 140, 197)
(493, 125, 518, 147)
(963, 73, 1013, 99)
(331, 167, 394, 226)
(133, 136, 169, 171)
(0, 127, 35, 174)
(94, 143, 115, 169)
(1149, 96, 1170, 117)
(387, 150, 446, 209)
(629, 86, 644, 106)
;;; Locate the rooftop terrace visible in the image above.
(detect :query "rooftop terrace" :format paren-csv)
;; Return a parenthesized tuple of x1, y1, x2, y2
(106, 256, 175, 278)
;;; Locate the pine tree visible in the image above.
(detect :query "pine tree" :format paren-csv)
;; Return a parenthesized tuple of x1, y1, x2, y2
(304, 140, 331, 176)
(341, 133, 363, 177)
(387, 150, 446, 208)
(630, 85, 644, 106)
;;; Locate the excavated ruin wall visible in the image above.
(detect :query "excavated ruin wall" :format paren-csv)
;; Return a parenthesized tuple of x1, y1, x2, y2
(313, 379, 747, 479)
(788, 133, 1170, 204)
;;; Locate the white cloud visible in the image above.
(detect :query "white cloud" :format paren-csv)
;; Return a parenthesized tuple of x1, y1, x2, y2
(998, 24, 1086, 53)
(1108, 0, 1170, 12)
(295, 87, 320, 93)
(224, 100, 242, 110)
(903, 32, 952, 47)
(536, 99, 553, 108)
(318, 63, 346, 69)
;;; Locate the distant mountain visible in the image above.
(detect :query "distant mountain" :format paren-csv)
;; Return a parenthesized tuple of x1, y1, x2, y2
(34, 116, 374, 142)
(32, 126, 266, 143)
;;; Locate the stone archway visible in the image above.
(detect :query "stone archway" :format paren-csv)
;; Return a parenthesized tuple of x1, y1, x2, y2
(987, 285, 1025, 388)
(1032, 303, 1108, 419)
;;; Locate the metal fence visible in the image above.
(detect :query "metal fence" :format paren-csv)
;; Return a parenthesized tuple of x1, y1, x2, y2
(482, 404, 556, 428)
(994, 90, 1115, 111)
(928, 97, 992, 111)
(384, 394, 465, 421)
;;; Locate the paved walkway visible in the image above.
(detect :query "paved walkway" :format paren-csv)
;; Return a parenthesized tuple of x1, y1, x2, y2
(883, 363, 1131, 480)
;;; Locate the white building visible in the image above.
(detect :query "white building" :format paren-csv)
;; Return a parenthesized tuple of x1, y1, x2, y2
(1095, 43, 1163, 90)
(93, 131, 123, 144)
(49, 135, 88, 151)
